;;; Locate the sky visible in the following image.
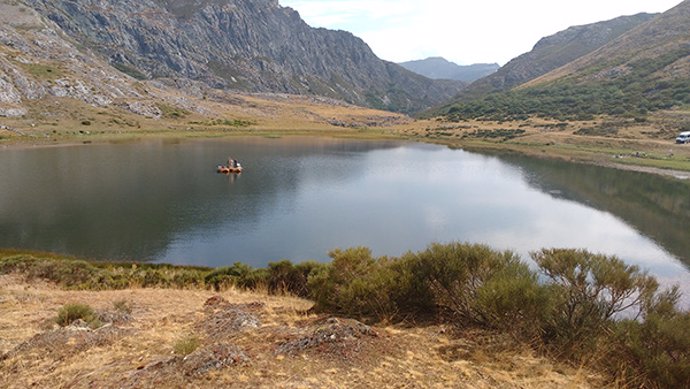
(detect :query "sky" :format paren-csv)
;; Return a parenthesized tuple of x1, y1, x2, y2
(279, 0, 681, 66)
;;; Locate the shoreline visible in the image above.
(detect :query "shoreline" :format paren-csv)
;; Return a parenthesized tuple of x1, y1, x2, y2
(3, 124, 690, 180)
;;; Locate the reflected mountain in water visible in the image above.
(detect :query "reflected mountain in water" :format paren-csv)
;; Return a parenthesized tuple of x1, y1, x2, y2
(497, 154, 690, 268)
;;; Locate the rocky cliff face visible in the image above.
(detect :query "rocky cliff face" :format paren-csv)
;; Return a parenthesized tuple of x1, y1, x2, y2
(0, 1, 157, 117)
(22, 0, 463, 113)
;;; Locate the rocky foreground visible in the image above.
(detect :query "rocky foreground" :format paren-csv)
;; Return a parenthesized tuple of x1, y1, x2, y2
(0, 275, 600, 388)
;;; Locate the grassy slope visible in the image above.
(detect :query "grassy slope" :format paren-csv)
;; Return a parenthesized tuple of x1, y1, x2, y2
(0, 91, 408, 144)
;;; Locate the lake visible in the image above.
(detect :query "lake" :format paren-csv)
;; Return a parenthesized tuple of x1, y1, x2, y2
(1, 137, 689, 298)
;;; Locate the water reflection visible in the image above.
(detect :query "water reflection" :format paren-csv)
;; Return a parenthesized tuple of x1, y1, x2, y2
(495, 154, 690, 268)
(0, 137, 688, 303)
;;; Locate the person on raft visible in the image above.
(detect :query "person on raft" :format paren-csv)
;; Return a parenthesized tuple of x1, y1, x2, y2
(227, 157, 241, 169)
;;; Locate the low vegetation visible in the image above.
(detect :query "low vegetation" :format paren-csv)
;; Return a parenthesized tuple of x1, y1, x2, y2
(1, 245, 688, 388)
(156, 103, 191, 119)
(55, 303, 101, 329)
(443, 78, 690, 122)
(21, 63, 63, 81)
(188, 118, 255, 128)
(173, 334, 202, 356)
(461, 128, 526, 141)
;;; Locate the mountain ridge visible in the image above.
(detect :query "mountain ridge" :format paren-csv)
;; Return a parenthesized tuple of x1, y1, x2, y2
(435, 6, 689, 121)
(21, 0, 464, 113)
(454, 12, 657, 101)
(398, 57, 499, 83)
(523, 1, 690, 87)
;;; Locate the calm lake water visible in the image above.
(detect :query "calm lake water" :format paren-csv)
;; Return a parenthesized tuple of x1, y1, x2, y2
(1, 137, 689, 297)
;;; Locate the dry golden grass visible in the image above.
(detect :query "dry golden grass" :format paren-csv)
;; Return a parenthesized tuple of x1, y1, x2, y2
(0, 275, 603, 389)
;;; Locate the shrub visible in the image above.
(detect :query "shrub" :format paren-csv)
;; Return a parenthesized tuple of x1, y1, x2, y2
(406, 243, 529, 326)
(113, 299, 133, 314)
(308, 247, 401, 321)
(308, 243, 557, 328)
(612, 310, 690, 388)
(15, 256, 111, 290)
(173, 334, 201, 356)
(267, 260, 324, 297)
(532, 249, 659, 355)
(204, 262, 255, 291)
(56, 303, 101, 328)
(474, 261, 554, 338)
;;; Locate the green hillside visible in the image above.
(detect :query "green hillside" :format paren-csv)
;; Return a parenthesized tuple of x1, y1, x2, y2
(437, 1, 689, 121)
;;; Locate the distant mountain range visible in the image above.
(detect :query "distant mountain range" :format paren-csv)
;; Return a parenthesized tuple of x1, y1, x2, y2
(14, 0, 463, 114)
(437, 1, 690, 120)
(398, 58, 499, 83)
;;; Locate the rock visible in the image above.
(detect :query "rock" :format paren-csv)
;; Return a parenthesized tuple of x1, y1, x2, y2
(199, 300, 263, 341)
(0, 2, 156, 116)
(275, 317, 378, 356)
(182, 343, 249, 376)
(0, 106, 27, 117)
(121, 101, 162, 119)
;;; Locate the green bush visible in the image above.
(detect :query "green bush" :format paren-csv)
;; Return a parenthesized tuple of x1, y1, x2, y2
(173, 334, 201, 356)
(532, 249, 659, 355)
(56, 303, 101, 328)
(612, 309, 690, 388)
(308, 247, 401, 321)
(307, 243, 553, 327)
(267, 260, 324, 297)
(474, 261, 554, 338)
(406, 243, 529, 326)
(204, 262, 256, 291)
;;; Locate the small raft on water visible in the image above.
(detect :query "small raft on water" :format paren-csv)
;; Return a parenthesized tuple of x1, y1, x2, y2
(217, 165, 243, 174)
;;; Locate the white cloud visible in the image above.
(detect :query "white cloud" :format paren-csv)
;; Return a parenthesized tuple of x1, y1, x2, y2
(280, 0, 681, 65)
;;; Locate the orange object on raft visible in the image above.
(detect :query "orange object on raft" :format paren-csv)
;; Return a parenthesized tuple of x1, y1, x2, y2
(217, 165, 243, 174)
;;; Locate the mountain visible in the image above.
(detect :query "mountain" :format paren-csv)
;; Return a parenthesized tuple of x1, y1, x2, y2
(398, 57, 499, 83)
(456, 13, 656, 100)
(20, 0, 464, 113)
(438, 4, 689, 120)
(0, 1, 160, 118)
(525, 1, 690, 88)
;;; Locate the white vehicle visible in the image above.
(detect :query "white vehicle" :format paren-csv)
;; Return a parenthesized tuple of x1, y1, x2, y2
(676, 131, 690, 144)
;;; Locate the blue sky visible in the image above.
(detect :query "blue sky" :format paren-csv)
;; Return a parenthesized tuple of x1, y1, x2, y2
(279, 0, 681, 65)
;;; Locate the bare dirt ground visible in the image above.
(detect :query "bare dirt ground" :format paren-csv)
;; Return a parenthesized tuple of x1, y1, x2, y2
(0, 275, 602, 388)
